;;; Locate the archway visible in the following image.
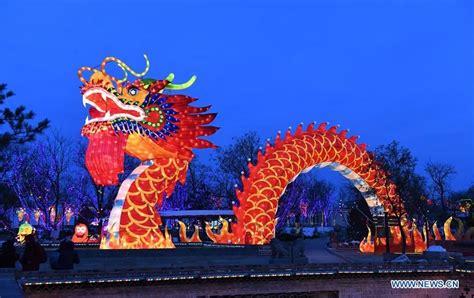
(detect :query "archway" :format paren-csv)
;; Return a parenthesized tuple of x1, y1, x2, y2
(208, 122, 403, 245)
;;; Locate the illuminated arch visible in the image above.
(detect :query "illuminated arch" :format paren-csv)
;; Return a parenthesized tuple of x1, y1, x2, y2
(211, 122, 403, 245)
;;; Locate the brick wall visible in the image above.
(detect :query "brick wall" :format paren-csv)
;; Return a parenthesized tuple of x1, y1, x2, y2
(23, 273, 474, 298)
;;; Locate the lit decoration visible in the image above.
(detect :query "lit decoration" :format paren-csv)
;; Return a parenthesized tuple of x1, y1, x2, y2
(65, 207, 74, 225)
(79, 55, 218, 249)
(72, 223, 89, 243)
(360, 216, 473, 253)
(17, 222, 34, 243)
(206, 123, 403, 244)
(444, 216, 463, 241)
(412, 221, 427, 253)
(458, 199, 472, 213)
(33, 209, 42, 224)
(79, 55, 413, 249)
(50, 206, 56, 224)
(299, 200, 308, 218)
(17, 208, 25, 222)
(205, 218, 234, 244)
(178, 221, 201, 243)
(359, 225, 374, 253)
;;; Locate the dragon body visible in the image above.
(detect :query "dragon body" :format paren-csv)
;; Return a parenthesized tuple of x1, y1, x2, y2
(206, 123, 402, 244)
(79, 55, 402, 249)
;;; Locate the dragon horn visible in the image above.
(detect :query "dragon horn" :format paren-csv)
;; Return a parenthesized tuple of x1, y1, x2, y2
(165, 73, 175, 82)
(165, 75, 197, 90)
(101, 54, 150, 79)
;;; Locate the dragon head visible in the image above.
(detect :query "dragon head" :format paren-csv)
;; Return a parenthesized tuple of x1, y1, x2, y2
(79, 55, 218, 186)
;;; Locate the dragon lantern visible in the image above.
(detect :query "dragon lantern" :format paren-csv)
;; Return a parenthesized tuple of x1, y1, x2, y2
(72, 223, 89, 243)
(79, 55, 404, 249)
(79, 55, 218, 249)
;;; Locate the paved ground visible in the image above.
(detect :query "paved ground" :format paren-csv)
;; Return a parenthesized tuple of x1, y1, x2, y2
(304, 238, 350, 263)
(0, 269, 22, 298)
(326, 247, 384, 263)
(35, 237, 351, 272)
(0, 237, 365, 297)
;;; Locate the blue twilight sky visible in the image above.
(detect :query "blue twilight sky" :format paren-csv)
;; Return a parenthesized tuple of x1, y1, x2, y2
(1, 0, 473, 190)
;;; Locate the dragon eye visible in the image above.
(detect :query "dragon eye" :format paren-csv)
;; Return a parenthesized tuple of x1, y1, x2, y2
(128, 87, 138, 96)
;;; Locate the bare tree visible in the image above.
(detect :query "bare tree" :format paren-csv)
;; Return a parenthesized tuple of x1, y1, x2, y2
(276, 177, 307, 230)
(425, 162, 456, 212)
(371, 141, 428, 253)
(3, 132, 77, 234)
(306, 176, 335, 226)
(215, 132, 261, 185)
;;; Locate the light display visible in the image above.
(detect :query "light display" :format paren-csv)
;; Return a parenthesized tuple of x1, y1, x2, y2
(50, 206, 56, 224)
(17, 207, 25, 222)
(80, 55, 403, 249)
(65, 208, 74, 225)
(178, 221, 201, 243)
(72, 223, 89, 243)
(206, 123, 403, 244)
(17, 222, 34, 243)
(79, 55, 218, 249)
(34, 209, 42, 224)
(359, 216, 474, 253)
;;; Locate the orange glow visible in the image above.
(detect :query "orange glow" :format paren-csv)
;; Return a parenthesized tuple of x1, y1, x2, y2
(391, 226, 402, 245)
(72, 223, 89, 243)
(359, 226, 374, 253)
(412, 222, 426, 253)
(101, 226, 175, 249)
(361, 217, 472, 254)
(81, 56, 218, 249)
(360, 221, 427, 254)
(207, 123, 405, 245)
(178, 221, 202, 243)
(444, 217, 457, 241)
(205, 218, 235, 244)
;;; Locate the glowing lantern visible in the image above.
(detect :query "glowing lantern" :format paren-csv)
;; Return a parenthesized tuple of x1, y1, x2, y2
(50, 206, 56, 224)
(34, 209, 42, 224)
(65, 208, 73, 225)
(17, 208, 25, 222)
(79, 55, 217, 249)
(17, 222, 34, 243)
(72, 223, 89, 243)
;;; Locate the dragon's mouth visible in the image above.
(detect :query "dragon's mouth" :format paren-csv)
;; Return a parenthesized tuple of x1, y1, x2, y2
(82, 88, 146, 125)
